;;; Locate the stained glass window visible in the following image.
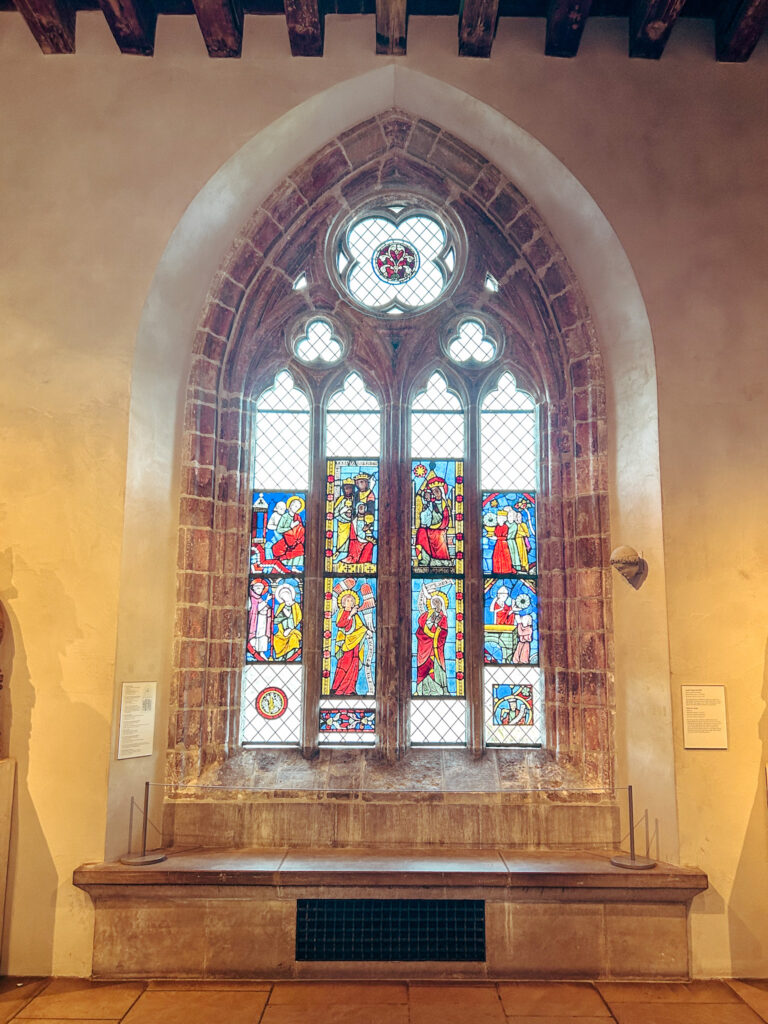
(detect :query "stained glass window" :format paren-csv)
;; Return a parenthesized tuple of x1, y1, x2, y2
(241, 372, 310, 745)
(338, 206, 455, 315)
(410, 373, 467, 746)
(480, 374, 543, 747)
(320, 373, 381, 746)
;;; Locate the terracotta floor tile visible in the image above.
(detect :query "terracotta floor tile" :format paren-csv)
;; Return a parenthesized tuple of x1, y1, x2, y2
(145, 981, 272, 991)
(269, 982, 407, 1005)
(17, 981, 144, 1020)
(409, 984, 507, 1024)
(121, 989, 269, 1024)
(503, 1018, 614, 1024)
(13, 1019, 121, 1023)
(260, 1007, 408, 1024)
(610, 1003, 763, 1024)
(499, 982, 611, 1016)
(0, 980, 49, 1023)
(730, 981, 768, 1022)
(597, 981, 740, 1004)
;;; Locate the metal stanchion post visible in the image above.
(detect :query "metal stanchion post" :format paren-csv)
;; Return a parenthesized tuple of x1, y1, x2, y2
(610, 784, 656, 870)
(120, 781, 167, 865)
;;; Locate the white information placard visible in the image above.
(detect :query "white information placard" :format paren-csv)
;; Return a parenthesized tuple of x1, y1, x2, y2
(117, 681, 157, 759)
(682, 685, 728, 750)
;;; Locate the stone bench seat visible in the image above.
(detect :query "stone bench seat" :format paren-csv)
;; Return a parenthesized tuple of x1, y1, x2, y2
(74, 847, 707, 981)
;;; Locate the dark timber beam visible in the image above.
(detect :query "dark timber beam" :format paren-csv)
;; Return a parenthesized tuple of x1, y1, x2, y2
(376, 0, 407, 55)
(545, 0, 593, 56)
(97, 0, 156, 54)
(716, 0, 768, 59)
(458, 0, 499, 57)
(14, 0, 75, 52)
(629, 0, 686, 57)
(284, 0, 324, 56)
(191, 0, 242, 56)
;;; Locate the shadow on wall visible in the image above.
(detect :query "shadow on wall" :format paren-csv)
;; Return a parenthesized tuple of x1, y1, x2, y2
(728, 632, 768, 977)
(0, 549, 57, 975)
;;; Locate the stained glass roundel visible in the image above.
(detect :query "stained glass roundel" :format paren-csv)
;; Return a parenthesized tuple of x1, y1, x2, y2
(372, 239, 420, 284)
(333, 204, 461, 315)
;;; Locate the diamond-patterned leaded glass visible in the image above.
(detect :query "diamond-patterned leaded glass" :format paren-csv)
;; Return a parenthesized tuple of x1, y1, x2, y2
(484, 666, 544, 747)
(481, 373, 541, 748)
(241, 663, 303, 745)
(411, 373, 464, 459)
(447, 319, 497, 364)
(326, 373, 381, 458)
(339, 207, 455, 315)
(241, 372, 311, 746)
(293, 318, 343, 364)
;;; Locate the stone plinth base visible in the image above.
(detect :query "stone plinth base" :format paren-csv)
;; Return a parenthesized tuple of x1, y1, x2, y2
(74, 847, 706, 981)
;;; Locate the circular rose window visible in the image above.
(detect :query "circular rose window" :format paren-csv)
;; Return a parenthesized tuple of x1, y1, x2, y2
(332, 202, 463, 316)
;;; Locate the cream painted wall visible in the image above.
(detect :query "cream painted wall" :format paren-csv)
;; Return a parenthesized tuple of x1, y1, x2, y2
(0, 10, 766, 977)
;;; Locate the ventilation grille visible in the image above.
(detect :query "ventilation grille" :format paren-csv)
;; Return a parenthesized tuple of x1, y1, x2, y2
(295, 898, 485, 961)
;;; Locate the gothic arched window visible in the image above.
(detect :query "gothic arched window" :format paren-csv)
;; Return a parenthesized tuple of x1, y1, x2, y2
(239, 200, 544, 752)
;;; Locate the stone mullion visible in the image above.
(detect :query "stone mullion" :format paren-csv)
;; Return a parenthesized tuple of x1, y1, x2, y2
(464, 389, 483, 756)
(377, 393, 402, 763)
(301, 390, 324, 758)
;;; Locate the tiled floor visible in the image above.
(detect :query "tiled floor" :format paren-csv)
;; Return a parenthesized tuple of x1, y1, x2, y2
(2, 978, 767, 1024)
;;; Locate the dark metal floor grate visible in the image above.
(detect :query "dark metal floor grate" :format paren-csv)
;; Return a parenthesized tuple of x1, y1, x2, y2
(295, 898, 485, 961)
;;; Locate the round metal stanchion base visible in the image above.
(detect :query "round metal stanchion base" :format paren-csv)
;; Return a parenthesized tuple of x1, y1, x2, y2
(610, 854, 656, 870)
(120, 853, 167, 866)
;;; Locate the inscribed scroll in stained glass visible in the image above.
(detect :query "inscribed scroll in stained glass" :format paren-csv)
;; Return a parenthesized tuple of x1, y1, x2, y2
(411, 578, 464, 698)
(483, 578, 538, 666)
(481, 491, 536, 575)
(319, 708, 376, 733)
(251, 491, 306, 574)
(321, 577, 377, 697)
(246, 577, 303, 663)
(411, 460, 463, 573)
(325, 461, 378, 575)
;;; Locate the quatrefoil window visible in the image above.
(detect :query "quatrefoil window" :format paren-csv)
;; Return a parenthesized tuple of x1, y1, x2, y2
(337, 205, 457, 315)
(293, 318, 344, 364)
(447, 319, 497, 364)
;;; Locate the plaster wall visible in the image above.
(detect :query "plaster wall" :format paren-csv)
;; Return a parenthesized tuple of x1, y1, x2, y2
(0, 11, 765, 977)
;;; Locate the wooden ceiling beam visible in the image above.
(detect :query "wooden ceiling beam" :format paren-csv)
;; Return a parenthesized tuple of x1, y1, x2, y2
(376, 0, 407, 55)
(458, 0, 499, 57)
(629, 0, 686, 57)
(284, 0, 324, 56)
(716, 0, 768, 59)
(191, 0, 242, 56)
(97, 0, 156, 54)
(14, 0, 75, 52)
(545, 0, 593, 56)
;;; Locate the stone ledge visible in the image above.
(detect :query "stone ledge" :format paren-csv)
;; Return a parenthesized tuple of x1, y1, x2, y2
(75, 847, 707, 903)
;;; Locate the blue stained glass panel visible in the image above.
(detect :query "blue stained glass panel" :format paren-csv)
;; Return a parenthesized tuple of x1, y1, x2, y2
(319, 708, 376, 733)
(481, 491, 536, 575)
(246, 577, 303, 664)
(411, 578, 464, 697)
(483, 577, 538, 666)
(322, 578, 377, 697)
(325, 461, 378, 575)
(411, 460, 463, 574)
(251, 491, 306, 574)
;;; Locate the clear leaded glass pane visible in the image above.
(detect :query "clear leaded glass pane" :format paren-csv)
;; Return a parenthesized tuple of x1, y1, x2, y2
(241, 663, 303, 745)
(410, 700, 467, 746)
(341, 208, 454, 314)
(447, 319, 497, 364)
(481, 372, 535, 491)
(484, 666, 543, 747)
(326, 373, 381, 458)
(326, 460, 378, 575)
(411, 373, 464, 459)
(293, 318, 343, 364)
(254, 371, 311, 490)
